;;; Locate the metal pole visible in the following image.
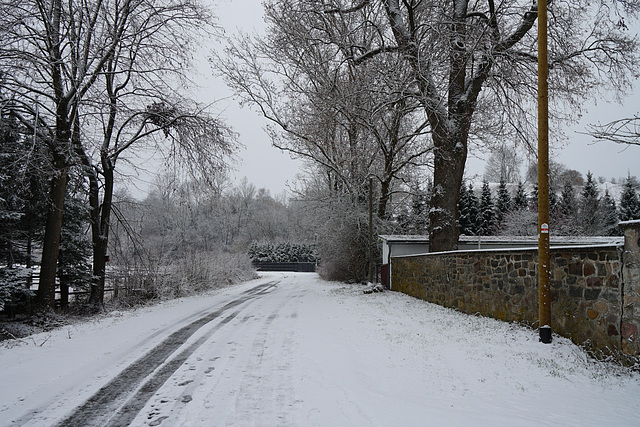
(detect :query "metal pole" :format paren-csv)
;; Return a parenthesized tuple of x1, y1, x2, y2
(538, 0, 552, 343)
(369, 177, 374, 284)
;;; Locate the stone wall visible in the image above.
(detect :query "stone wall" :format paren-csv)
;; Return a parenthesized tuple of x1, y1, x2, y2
(391, 245, 629, 358)
(621, 221, 640, 357)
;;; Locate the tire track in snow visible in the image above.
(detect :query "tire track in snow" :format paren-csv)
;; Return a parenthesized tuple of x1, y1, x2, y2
(133, 277, 304, 426)
(228, 285, 301, 427)
(49, 281, 279, 427)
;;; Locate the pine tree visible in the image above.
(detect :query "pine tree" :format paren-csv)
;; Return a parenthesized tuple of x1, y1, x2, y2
(619, 175, 640, 221)
(478, 180, 496, 235)
(558, 183, 577, 217)
(457, 182, 471, 235)
(602, 189, 620, 236)
(529, 183, 539, 212)
(57, 192, 93, 309)
(458, 182, 479, 235)
(557, 182, 578, 235)
(409, 182, 428, 234)
(579, 172, 601, 235)
(549, 184, 559, 218)
(495, 177, 512, 230)
(512, 181, 528, 211)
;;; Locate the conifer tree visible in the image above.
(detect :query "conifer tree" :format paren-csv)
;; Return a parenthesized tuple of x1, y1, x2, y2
(619, 175, 640, 221)
(557, 182, 578, 235)
(512, 181, 528, 211)
(558, 183, 577, 218)
(409, 183, 429, 234)
(478, 180, 496, 235)
(57, 188, 93, 309)
(458, 183, 479, 235)
(529, 183, 539, 212)
(579, 172, 601, 235)
(495, 178, 512, 230)
(602, 189, 620, 236)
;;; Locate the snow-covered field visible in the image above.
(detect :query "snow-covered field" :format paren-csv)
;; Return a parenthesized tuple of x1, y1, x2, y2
(1, 272, 638, 426)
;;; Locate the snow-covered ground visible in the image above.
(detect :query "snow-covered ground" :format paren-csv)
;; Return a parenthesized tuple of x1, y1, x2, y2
(1, 272, 639, 426)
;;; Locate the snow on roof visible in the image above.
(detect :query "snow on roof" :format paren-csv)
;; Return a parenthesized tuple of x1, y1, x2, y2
(619, 219, 640, 226)
(379, 234, 623, 245)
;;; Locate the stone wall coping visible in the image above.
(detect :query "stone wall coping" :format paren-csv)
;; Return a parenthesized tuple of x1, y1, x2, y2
(390, 243, 623, 259)
(380, 234, 623, 245)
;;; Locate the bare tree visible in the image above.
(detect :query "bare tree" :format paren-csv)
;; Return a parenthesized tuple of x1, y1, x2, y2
(483, 144, 522, 183)
(1, 0, 132, 308)
(588, 115, 640, 146)
(1, 0, 236, 309)
(216, 0, 638, 252)
(75, 0, 236, 308)
(372, 0, 639, 251)
(214, 0, 432, 220)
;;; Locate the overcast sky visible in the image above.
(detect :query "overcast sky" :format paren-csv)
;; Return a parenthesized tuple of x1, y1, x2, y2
(204, 0, 639, 197)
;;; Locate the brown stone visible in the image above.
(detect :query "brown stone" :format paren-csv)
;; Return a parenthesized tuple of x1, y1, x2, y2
(594, 300, 608, 313)
(553, 267, 567, 280)
(584, 261, 596, 277)
(587, 308, 599, 320)
(606, 275, 619, 288)
(587, 277, 602, 287)
(568, 261, 581, 276)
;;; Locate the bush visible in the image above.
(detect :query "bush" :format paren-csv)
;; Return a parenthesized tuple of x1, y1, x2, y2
(111, 250, 256, 305)
(0, 267, 34, 313)
(248, 242, 317, 263)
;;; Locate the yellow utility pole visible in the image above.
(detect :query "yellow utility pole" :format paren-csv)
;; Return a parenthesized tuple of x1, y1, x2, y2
(538, 0, 552, 343)
(369, 177, 374, 284)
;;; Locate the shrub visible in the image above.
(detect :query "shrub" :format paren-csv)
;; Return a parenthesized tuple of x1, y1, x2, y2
(248, 242, 317, 263)
(0, 267, 34, 313)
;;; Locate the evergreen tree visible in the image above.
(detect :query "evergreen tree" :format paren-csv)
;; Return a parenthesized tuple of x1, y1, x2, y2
(512, 181, 528, 211)
(0, 114, 24, 266)
(529, 183, 539, 212)
(458, 182, 479, 235)
(601, 189, 620, 236)
(0, 112, 48, 268)
(478, 180, 496, 235)
(457, 182, 470, 235)
(557, 182, 578, 235)
(579, 172, 601, 235)
(57, 190, 93, 309)
(558, 183, 577, 218)
(409, 182, 429, 234)
(495, 177, 512, 229)
(619, 175, 640, 221)
(549, 183, 559, 219)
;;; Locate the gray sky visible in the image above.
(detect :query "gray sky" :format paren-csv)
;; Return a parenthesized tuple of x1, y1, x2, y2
(208, 0, 639, 196)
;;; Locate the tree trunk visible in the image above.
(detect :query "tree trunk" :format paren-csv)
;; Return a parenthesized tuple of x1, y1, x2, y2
(429, 131, 467, 252)
(59, 282, 69, 310)
(88, 165, 114, 308)
(36, 166, 69, 310)
(377, 176, 392, 219)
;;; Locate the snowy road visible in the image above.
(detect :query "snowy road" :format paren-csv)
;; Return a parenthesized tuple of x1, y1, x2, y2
(1, 272, 639, 426)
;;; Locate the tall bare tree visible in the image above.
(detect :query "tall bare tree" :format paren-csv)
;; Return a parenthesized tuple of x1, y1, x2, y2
(376, 0, 639, 250)
(218, 0, 639, 252)
(73, 0, 235, 308)
(1, 0, 236, 309)
(1, 0, 132, 308)
(215, 0, 432, 220)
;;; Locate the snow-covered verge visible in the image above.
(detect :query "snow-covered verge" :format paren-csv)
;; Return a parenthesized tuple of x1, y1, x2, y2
(0, 272, 638, 426)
